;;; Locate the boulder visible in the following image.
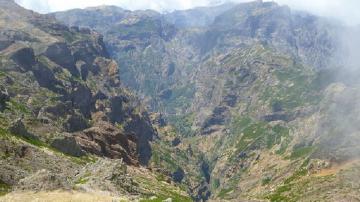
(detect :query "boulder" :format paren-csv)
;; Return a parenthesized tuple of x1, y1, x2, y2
(51, 135, 85, 157)
(63, 113, 90, 133)
(75, 121, 138, 165)
(8, 119, 39, 141)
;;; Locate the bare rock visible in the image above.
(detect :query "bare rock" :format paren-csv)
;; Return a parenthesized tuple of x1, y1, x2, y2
(51, 135, 85, 157)
(63, 113, 90, 132)
(9, 46, 36, 71)
(75, 121, 138, 165)
(69, 83, 92, 118)
(75, 159, 138, 194)
(43, 42, 79, 77)
(8, 119, 39, 141)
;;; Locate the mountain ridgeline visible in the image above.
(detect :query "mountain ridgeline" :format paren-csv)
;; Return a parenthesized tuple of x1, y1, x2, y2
(1, 0, 360, 201)
(54, 1, 360, 201)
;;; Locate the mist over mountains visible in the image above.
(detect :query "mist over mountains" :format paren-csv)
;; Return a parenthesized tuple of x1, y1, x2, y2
(15, 0, 360, 25)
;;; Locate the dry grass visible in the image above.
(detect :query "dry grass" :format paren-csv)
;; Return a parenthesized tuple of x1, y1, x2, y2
(313, 159, 360, 177)
(0, 190, 130, 202)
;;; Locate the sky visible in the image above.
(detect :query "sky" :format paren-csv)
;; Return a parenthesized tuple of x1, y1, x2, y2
(14, 0, 360, 25)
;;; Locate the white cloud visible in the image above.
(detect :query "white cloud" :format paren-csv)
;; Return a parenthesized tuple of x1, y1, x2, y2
(274, 0, 360, 25)
(15, 0, 216, 12)
(14, 0, 360, 25)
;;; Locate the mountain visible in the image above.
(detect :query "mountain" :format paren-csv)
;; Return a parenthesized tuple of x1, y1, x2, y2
(53, 1, 360, 201)
(1, 0, 360, 201)
(0, 0, 191, 201)
(164, 3, 235, 28)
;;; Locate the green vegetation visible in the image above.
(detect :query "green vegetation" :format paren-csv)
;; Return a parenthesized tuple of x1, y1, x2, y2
(266, 185, 292, 202)
(261, 176, 272, 186)
(67, 155, 97, 165)
(168, 113, 196, 137)
(0, 180, 11, 196)
(262, 64, 322, 111)
(276, 136, 292, 155)
(228, 116, 290, 161)
(0, 70, 7, 78)
(140, 192, 192, 202)
(212, 178, 220, 189)
(0, 126, 94, 165)
(164, 84, 196, 114)
(290, 146, 315, 159)
(37, 55, 52, 67)
(135, 172, 192, 202)
(170, 84, 196, 101)
(155, 173, 167, 182)
(0, 127, 45, 147)
(75, 177, 89, 185)
(236, 121, 267, 151)
(266, 158, 311, 201)
(75, 173, 91, 185)
(0, 128, 9, 138)
(62, 31, 81, 43)
(151, 143, 179, 171)
(8, 99, 31, 114)
(268, 125, 289, 149)
(217, 188, 233, 199)
(18, 135, 45, 148)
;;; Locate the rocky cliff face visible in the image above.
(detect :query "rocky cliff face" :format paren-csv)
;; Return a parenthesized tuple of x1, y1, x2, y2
(0, 0, 157, 166)
(55, 1, 360, 201)
(0, 1, 192, 201)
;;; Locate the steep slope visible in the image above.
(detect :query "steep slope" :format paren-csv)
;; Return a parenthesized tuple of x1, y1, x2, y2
(54, 1, 360, 201)
(54, 1, 340, 122)
(0, 0, 191, 201)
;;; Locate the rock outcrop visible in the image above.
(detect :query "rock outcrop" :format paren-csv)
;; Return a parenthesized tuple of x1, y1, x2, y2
(75, 121, 138, 165)
(0, 86, 9, 111)
(0, 0, 159, 194)
(51, 135, 85, 157)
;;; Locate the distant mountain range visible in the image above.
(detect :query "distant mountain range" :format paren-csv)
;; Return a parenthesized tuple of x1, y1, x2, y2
(1, 0, 360, 201)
